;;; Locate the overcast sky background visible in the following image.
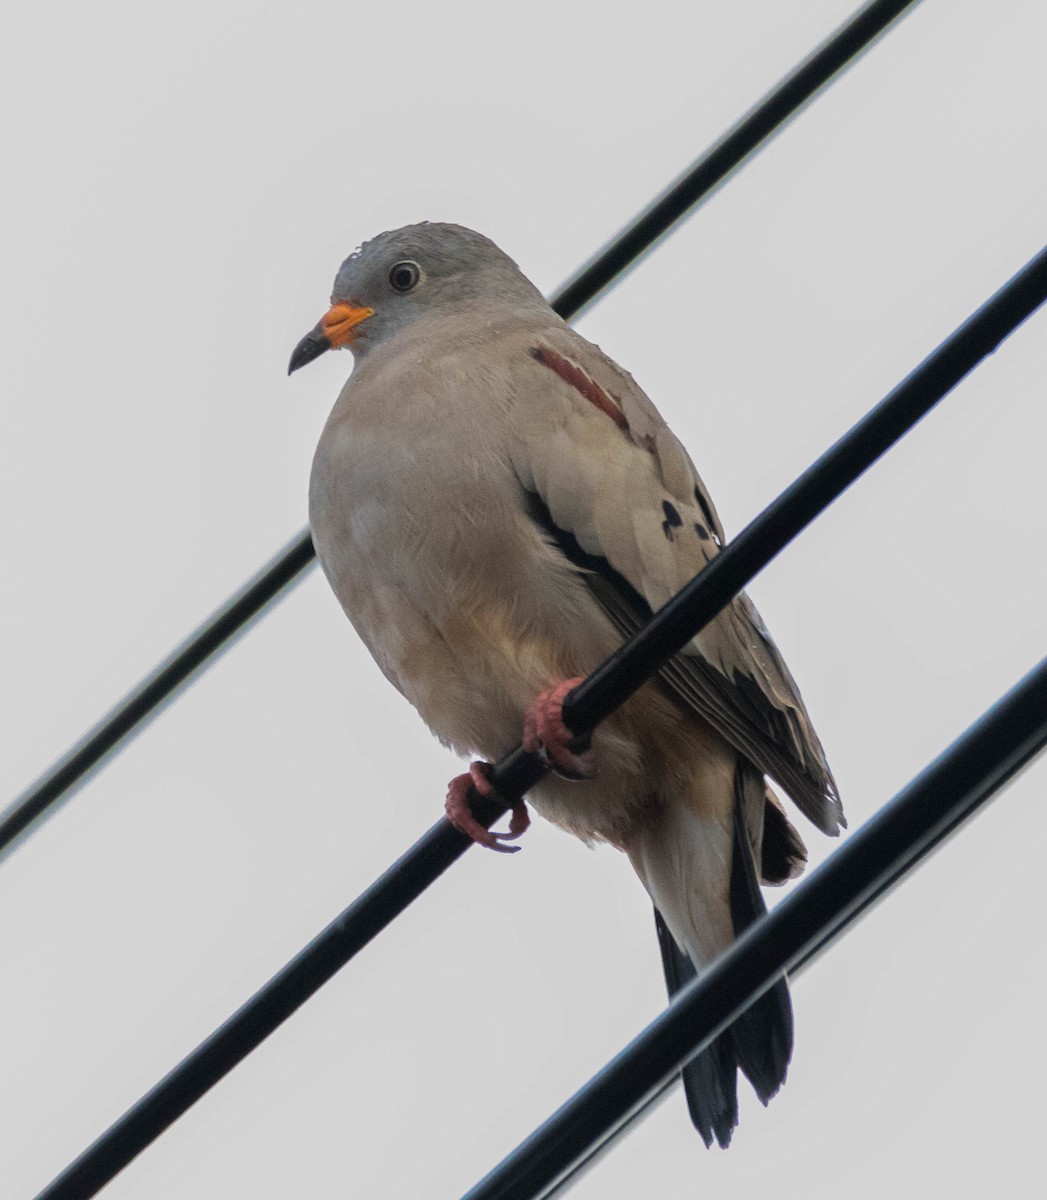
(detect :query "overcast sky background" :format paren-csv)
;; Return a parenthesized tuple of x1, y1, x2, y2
(2, 1, 1046, 1196)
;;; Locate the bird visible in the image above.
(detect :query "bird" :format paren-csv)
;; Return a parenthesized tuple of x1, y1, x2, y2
(289, 221, 845, 1148)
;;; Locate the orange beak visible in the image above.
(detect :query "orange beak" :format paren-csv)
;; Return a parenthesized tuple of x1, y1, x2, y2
(288, 303, 374, 375)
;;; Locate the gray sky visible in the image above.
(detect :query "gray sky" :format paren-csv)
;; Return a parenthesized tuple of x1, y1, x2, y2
(2, 1, 1046, 1196)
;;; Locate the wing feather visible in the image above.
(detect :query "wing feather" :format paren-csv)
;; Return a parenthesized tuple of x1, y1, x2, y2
(508, 324, 844, 836)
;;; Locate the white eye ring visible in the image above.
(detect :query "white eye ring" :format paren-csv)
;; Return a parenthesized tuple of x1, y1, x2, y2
(388, 260, 423, 293)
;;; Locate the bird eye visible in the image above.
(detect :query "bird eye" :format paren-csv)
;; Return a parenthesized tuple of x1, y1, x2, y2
(388, 260, 422, 293)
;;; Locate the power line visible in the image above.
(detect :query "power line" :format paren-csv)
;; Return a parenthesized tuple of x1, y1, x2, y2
(35, 238, 1047, 1200)
(541, 684, 1044, 1200)
(0, 0, 921, 861)
(552, 0, 918, 320)
(0, 533, 316, 858)
(465, 656, 1047, 1200)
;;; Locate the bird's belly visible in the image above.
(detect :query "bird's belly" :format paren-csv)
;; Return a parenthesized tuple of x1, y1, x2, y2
(308, 420, 714, 845)
(313, 431, 580, 723)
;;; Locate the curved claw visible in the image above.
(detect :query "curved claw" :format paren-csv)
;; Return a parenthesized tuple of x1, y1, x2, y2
(445, 761, 531, 853)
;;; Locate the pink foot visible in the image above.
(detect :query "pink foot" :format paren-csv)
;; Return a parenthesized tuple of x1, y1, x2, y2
(445, 761, 531, 854)
(522, 677, 594, 780)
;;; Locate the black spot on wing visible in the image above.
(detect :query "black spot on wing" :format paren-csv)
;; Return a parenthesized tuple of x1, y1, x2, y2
(661, 500, 682, 541)
(694, 523, 710, 541)
(694, 487, 722, 546)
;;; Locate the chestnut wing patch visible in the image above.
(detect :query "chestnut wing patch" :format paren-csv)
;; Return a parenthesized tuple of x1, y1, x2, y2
(530, 346, 629, 432)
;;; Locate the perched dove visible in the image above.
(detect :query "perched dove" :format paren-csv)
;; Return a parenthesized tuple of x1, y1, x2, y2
(290, 222, 844, 1147)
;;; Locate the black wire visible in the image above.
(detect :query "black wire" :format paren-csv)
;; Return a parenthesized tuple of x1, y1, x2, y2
(0, 534, 316, 859)
(0, 0, 921, 861)
(561, 242, 1047, 735)
(35, 242, 1047, 1200)
(465, 657, 1047, 1200)
(551, 0, 918, 320)
(538, 725, 1032, 1200)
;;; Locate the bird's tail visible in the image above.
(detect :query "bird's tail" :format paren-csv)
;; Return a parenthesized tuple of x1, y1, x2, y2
(632, 758, 793, 1148)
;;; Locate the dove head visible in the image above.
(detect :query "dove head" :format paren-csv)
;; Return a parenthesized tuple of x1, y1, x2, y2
(288, 222, 548, 374)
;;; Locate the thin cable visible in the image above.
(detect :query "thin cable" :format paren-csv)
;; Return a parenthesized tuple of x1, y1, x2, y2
(1, 0, 921, 860)
(0, 533, 316, 860)
(35, 241, 1047, 1200)
(552, 0, 918, 320)
(538, 736, 1017, 1200)
(466, 657, 1047, 1200)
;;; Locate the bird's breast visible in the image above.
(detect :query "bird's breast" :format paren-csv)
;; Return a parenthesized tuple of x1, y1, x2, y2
(310, 391, 518, 611)
(310, 380, 533, 691)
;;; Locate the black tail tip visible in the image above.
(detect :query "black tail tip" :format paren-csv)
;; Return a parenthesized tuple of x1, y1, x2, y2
(681, 1029, 740, 1149)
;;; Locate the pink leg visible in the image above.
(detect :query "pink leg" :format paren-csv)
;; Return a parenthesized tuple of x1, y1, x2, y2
(445, 761, 531, 854)
(522, 677, 594, 780)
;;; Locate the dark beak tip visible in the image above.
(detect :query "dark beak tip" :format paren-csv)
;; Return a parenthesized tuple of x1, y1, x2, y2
(288, 331, 331, 376)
